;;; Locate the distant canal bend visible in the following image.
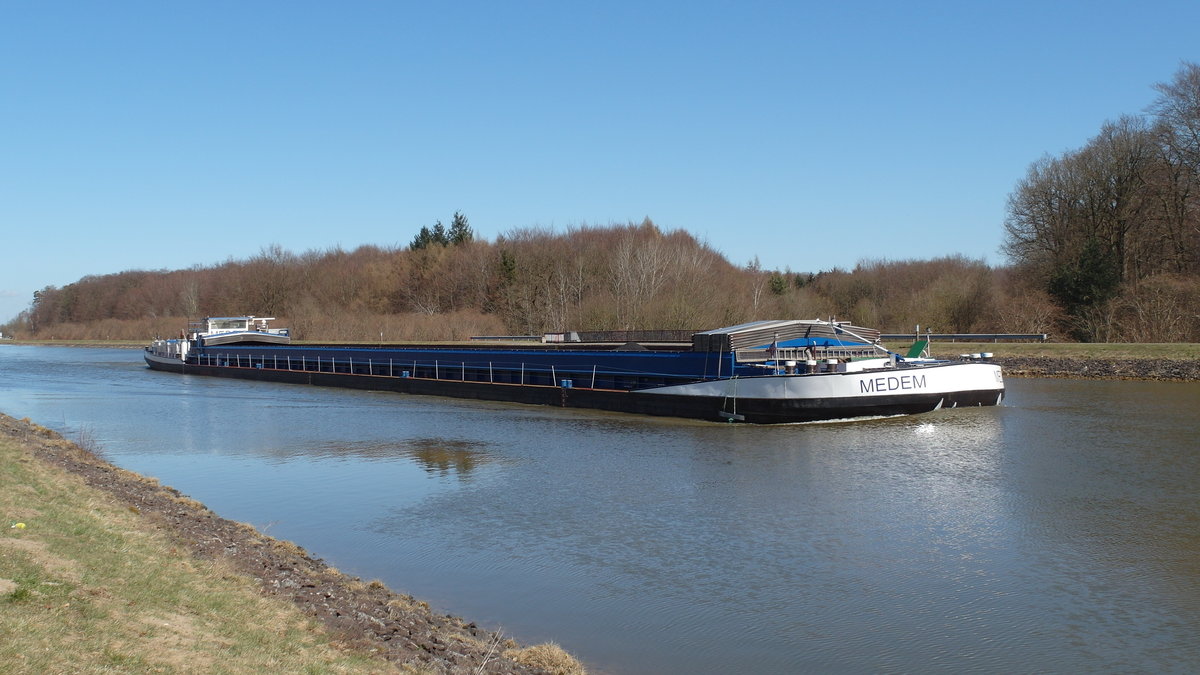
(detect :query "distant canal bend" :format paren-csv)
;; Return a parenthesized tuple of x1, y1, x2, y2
(1, 345, 1198, 674)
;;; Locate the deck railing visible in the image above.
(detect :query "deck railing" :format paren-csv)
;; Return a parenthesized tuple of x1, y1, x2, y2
(734, 345, 882, 363)
(190, 351, 726, 391)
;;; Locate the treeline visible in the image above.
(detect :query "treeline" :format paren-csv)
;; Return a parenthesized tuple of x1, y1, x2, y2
(1002, 62, 1200, 341)
(6, 219, 1083, 342)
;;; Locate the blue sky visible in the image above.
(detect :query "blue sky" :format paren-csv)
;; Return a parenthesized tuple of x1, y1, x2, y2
(3, 1, 1199, 323)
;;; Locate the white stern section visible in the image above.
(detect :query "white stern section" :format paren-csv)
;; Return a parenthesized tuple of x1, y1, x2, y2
(640, 362, 1003, 400)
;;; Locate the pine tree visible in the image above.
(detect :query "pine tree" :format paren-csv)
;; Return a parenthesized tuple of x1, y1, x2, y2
(409, 225, 434, 250)
(448, 211, 473, 245)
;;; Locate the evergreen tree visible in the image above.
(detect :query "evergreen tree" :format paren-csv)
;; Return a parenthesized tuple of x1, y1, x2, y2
(409, 225, 434, 250)
(1048, 237, 1121, 340)
(411, 212, 472, 250)
(768, 272, 788, 295)
(448, 211, 473, 245)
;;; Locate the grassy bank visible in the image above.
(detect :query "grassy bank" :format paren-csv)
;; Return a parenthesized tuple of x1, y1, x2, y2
(884, 341, 1200, 360)
(2, 339, 146, 348)
(1, 415, 584, 675)
(0, 420, 392, 674)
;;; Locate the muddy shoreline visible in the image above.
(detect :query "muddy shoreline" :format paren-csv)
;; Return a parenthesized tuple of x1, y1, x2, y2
(1, 413, 560, 675)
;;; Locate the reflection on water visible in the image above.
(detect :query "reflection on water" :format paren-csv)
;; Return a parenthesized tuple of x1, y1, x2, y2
(285, 438, 494, 481)
(404, 439, 492, 478)
(1, 345, 1198, 674)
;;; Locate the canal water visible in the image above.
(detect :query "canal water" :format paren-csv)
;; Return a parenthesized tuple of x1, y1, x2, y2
(1, 345, 1197, 673)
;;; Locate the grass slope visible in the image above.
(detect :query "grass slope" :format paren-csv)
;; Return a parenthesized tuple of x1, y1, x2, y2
(885, 342, 1200, 360)
(0, 422, 394, 674)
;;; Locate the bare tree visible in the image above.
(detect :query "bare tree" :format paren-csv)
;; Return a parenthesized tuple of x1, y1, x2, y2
(1150, 61, 1200, 174)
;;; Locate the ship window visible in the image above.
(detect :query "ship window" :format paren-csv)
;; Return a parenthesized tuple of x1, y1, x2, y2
(209, 319, 248, 331)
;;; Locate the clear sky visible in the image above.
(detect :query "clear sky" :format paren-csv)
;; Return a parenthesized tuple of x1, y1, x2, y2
(3, 1, 1199, 323)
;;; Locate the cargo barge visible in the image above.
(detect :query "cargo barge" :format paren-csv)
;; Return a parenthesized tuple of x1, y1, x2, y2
(145, 316, 1004, 424)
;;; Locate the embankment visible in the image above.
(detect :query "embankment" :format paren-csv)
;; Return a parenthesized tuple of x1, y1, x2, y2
(987, 356, 1200, 381)
(0, 412, 582, 675)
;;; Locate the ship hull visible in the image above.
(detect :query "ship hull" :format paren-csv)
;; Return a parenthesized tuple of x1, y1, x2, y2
(145, 352, 1003, 424)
